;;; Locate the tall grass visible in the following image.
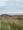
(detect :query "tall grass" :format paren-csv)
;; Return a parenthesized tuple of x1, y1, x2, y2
(0, 21, 23, 30)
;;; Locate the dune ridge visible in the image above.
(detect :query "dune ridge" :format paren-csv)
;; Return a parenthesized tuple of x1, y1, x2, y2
(0, 14, 23, 24)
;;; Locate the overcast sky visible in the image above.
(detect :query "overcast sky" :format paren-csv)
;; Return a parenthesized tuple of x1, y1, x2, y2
(0, 0, 23, 15)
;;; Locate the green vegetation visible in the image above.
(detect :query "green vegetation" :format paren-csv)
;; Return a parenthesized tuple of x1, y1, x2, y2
(0, 21, 23, 30)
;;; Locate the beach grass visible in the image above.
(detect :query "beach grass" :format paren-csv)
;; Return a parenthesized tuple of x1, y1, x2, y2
(0, 21, 23, 30)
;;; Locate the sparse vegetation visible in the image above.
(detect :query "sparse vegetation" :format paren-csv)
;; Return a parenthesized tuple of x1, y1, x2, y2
(0, 14, 23, 20)
(0, 14, 23, 30)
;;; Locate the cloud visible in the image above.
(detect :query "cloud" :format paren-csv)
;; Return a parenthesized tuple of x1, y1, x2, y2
(0, 0, 23, 15)
(0, 1, 8, 6)
(15, 10, 23, 15)
(1, 10, 16, 15)
(0, 10, 23, 15)
(0, 0, 8, 1)
(8, 0, 23, 9)
(0, 0, 23, 9)
(2, 10, 7, 14)
(1, 10, 23, 15)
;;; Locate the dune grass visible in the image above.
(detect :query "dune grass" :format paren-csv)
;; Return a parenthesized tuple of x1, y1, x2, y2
(0, 21, 23, 30)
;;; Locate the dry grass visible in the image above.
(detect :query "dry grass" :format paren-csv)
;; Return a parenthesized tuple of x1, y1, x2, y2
(0, 14, 23, 24)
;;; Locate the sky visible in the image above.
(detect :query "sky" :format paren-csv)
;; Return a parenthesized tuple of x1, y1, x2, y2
(0, 0, 23, 15)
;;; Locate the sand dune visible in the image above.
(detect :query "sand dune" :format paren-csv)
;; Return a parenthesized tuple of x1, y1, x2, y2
(0, 14, 23, 24)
